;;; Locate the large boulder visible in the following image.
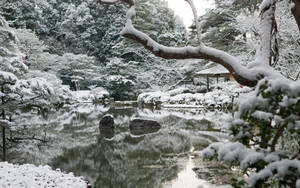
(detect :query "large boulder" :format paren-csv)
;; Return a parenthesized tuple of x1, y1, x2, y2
(129, 119, 161, 135)
(99, 115, 114, 129)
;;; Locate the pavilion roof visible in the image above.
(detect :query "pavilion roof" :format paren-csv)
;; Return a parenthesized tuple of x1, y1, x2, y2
(195, 65, 229, 76)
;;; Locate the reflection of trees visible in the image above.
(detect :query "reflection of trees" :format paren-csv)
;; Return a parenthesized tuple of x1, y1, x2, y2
(9, 105, 230, 187)
(49, 108, 230, 188)
(52, 132, 188, 188)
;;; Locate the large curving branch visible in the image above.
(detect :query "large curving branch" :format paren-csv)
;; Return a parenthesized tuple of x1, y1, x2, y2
(99, 0, 281, 87)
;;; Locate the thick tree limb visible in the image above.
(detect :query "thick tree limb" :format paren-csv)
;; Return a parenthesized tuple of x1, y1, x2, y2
(256, 0, 276, 67)
(98, 0, 283, 87)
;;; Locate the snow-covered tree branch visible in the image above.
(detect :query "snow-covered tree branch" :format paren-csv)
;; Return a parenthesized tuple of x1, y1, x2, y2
(98, 0, 288, 87)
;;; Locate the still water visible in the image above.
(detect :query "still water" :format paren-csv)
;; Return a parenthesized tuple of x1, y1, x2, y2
(9, 104, 232, 188)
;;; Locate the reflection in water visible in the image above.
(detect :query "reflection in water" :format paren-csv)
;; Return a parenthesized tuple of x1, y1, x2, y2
(9, 104, 231, 188)
(163, 156, 211, 188)
(99, 128, 115, 139)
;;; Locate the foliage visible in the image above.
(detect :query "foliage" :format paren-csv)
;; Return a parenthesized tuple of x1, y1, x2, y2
(201, 78, 300, 187)
(231, 78, 300, 153)
(0, 0, 188, 98)
(189, 1, 245, 53)
(0, 16, 74, 160)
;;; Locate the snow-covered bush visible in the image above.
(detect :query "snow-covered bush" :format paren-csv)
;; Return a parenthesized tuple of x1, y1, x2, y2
(25, 71, 74, 105)
(137, 91, 170, 105)
(231, 79, 300, 153)
(138, 83, 251, 108)
(89, 87, 110, 103)
(0, 16, 76, 160)
(200, 78, 300, 187)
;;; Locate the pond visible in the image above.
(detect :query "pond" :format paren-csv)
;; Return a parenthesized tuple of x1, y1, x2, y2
(7, 104, 233, 188)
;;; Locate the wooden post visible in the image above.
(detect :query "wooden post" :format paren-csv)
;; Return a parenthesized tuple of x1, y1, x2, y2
(2, 126, 5, 160)
(1, 109, 6, 161)
(1, 85, 6, 160)
(206, 75, 209, 92)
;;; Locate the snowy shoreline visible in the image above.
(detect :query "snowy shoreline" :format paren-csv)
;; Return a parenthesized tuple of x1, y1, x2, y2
(138, 82, 252, 109)
(0, 162, 87, 188)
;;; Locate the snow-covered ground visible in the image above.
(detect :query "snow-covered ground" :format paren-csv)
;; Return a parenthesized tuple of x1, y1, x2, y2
(0, 162, 87, 188)
(138, 82, 252, 108)
(73, 87, 110, 103)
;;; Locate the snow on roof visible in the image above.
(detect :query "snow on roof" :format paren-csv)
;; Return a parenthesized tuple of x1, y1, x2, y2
(195, 65, 230, 75)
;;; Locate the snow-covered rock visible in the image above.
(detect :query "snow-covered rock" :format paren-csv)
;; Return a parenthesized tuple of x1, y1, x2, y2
(137, 91, 170, 104)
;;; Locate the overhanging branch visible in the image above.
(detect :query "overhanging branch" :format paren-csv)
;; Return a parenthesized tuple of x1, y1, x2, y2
(98, 0, 283, 87)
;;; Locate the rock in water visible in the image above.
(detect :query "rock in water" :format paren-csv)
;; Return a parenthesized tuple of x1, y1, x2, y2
(99, 115, 114, 129)
(129, 119, 161, 135)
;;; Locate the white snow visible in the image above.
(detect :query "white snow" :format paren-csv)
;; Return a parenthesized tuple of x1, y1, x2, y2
(290, 2, 296, 10)
(138, 82, 251, 108)
(195, 65, 230, 75)
(73, 88, 109, 103)
(89, 87, 110, 101)
(0, 71, 18, 85)
(260, 0, 274, 12)
(73, 90, 91, 102)
(248, 160, 300, 186)
(0, 162, 87, 188)
(200, 142, 282, 171)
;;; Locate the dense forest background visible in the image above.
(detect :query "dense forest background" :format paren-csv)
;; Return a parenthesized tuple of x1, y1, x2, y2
(0, 0, 299, 101)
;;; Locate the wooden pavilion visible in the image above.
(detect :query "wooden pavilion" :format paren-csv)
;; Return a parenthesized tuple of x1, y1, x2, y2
(195, 65, 235, 91)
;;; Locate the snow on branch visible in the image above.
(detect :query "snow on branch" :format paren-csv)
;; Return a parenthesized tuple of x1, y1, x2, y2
(98, 0, 283, 87)
(250, 0, 276, 68)
(199, 142, 282, 171)
(248, 160, 300, 187)
(185, 0, 201, 45)
(0, 71, 18, 85)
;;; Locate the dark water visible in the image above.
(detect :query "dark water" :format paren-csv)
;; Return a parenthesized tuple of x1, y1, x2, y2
(8, 104, 231, 188)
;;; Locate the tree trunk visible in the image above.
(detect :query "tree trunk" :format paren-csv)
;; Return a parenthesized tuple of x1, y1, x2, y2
(2, 126, 5, 160)
(2, 110, 6, 161)
(292, 0, 300, 32)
